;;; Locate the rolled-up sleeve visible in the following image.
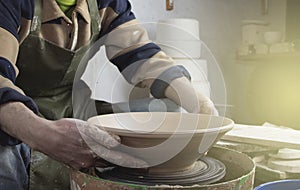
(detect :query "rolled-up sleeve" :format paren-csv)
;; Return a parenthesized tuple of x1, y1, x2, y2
(0, 0, 38, 146)
(98, 0, 191, 98)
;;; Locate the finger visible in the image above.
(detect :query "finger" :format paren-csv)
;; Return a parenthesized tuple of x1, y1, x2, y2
(107, 131, 121, 142)
(76, 122, 120, 149)
(200, 102, 219, 116)
(91, 146, 149, 168)
(67, 150, 95, 170)
(197, 94, 219, 116)
(94, 158, 114, 168)
(211, 107, 219, 116)
(79, 131, 121, 157)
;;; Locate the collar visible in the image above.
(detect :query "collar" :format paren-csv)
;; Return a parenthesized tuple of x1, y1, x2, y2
(74, 0, 91, 24)
(42, 0, 91, 24)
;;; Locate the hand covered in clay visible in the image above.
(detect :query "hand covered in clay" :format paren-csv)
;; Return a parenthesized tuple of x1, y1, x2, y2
(38, 118, 148, 169)
(165, 77, 218, 115)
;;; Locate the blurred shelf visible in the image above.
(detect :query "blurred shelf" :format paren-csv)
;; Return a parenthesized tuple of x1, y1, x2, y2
(236, 51, 300, 63)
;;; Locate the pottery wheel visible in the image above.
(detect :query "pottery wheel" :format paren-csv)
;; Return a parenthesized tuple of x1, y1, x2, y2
(96, 157, 226, 186)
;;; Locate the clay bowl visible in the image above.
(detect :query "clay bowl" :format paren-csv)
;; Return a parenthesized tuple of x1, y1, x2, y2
(88, 112, 234, 174)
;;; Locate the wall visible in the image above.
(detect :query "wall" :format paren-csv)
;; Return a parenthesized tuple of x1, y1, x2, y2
(129, 0, 287, 125)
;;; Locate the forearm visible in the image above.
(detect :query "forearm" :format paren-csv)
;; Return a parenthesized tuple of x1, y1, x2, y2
(165, 77, 199, 113)
(0, 101, 150, 169)
(0, 101, 49, 148)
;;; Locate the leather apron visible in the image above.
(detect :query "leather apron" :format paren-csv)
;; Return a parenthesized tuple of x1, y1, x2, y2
(16, 0, 101, 189)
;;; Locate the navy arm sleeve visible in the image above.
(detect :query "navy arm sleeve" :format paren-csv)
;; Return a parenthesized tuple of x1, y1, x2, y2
(97, 0, 190, 98)
(97, 0, 161, 80)
(0, 0, 38, 146)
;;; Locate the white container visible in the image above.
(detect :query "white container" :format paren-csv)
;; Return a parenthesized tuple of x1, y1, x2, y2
(191, 81, 211, 98)
(157, 40, 201, 58)
(156, 18, 200, 41)
(242, 20, 269, 45)
(173, 58, 208, 82)
(269, 42, 292, 53)
(263, 31, 282, 45)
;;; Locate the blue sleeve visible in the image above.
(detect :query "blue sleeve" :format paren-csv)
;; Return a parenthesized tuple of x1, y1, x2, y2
(0, 0, 34, 39)
(97, 0, 191, 98)
(21, 0, 34, 20)
(111, 43, 161, 81)
(0, 57, 38, 146)
(150, 66, 191, 98)
(97, 0, 136, 36)
(97, 0, 162, 78)
(0, 0, 37, 146)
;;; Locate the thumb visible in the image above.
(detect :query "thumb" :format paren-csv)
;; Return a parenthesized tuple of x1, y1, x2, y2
(200, 101, 219, 116)
(196, 93, 219, 115)
(76, 121, 120, 149)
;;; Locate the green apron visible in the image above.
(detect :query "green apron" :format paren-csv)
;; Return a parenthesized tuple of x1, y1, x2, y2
(16, 0, 101, 189)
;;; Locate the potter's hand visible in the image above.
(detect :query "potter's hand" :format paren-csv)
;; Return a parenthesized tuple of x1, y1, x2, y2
(75, 119, 149, 168)
(165, 77, 218, 115)
(0, 102, 148, 170)
(37, 118, 149, 169)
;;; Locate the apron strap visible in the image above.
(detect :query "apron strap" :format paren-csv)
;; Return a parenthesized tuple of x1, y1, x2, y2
(30, 0, 42, 36)
(87, 0, 101, 37)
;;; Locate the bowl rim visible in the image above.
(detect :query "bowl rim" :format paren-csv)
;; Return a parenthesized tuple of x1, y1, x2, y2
(88, 112, 234, 138)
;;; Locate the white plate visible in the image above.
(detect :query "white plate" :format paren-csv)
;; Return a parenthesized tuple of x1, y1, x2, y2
(269, 148, 300, 160)
(268, 159, 300, 173)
